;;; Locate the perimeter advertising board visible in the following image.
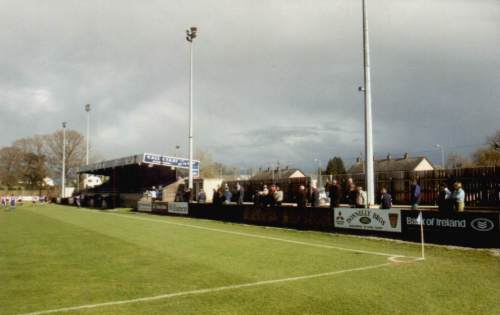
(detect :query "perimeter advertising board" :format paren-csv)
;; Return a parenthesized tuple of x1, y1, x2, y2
(404, 211, 499, 233)
(168, 202, 189, 215)
(137, 201, 152, 212)
(334, 208, 402, 233)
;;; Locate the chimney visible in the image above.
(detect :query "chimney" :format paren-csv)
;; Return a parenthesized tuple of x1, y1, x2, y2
(403, 152, 409, 159)
(356, 157, 361, 163)
(386, 153, 392, 160)
(267, 167, 270, 172)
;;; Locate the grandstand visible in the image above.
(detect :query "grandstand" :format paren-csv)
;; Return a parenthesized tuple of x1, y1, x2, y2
(77, 153, 199, 208)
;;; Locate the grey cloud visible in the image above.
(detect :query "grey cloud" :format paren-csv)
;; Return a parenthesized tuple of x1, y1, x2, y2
(0, 0, 499, 173)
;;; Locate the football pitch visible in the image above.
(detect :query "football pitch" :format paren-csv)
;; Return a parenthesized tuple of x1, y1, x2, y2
(1, 205, 499, 315)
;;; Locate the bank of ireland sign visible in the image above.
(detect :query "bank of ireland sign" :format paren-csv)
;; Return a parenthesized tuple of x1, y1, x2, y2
(334, 208, 402, 233)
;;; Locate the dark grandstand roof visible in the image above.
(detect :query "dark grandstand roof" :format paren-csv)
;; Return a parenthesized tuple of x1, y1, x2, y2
(78, 154, 143, 173)
(78, 153, 200, 175)
(348, 154, 435, 174)
(250, 168, 306, 181)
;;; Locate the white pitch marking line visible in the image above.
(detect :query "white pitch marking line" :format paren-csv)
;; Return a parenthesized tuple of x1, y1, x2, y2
(49, 207, 412, 259)
(17, 262, 392, 315)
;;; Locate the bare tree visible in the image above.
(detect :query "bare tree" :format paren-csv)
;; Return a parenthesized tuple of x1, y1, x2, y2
(473, 130, 500, 166)
(0, 146, 23, 189)
(446, 153, 475, 169)
(44, 129, 86, 186)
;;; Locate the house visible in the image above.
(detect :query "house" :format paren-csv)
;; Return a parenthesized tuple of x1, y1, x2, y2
(250, 167, 306, 181)
(348, 153, 435, 174)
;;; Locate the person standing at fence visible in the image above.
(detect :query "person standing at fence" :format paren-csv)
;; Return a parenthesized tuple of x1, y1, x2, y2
(410, 180, 422, 210)
(198, 189, 207, 203)
(183, 188, 193, 202)
(329, 179, 341, 208)
(452, 182, 465, 212)
(348, 183, 357, 208)
(223, 186, 232, 204)
(274, 185, 284, 206)
(235, 183, 245, 205)
(311, 186, 320, 207)
(379, 187, 392, 209)
(356, 186, 367, 208)
(212, 187, 221, 206)
(437, 184, 452, 212)
(150, 187, 157, 201)
(344, 178, 354, 204)
(296, 185, 308, 207)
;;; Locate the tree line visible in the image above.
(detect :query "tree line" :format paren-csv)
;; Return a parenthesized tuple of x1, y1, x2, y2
(0, 130, 87, 191)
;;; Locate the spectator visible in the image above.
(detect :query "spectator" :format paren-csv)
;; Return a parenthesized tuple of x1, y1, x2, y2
(274, 185, 284, 206)
(410, 179, 421, 210)
(324, 180, 332, 194)
(183, 188, 192, 202)
(262, 185, 269, 196)
(268, 185, 277, 206)
(328, 179, 342, 208)
(296, 185, 308, 207)
(150, 186, 158, 201)
(212, 187, 222, 206)
(253, 189, 261, 206)
(175, 189, 183, 202)
(311, 186, 320, 207)
(356, 186, 367, 208)
(437, 184, 452, 212)
(258, 184, 269, 206)
(379, 187, 392, 209)
(198, 189, 207, 203)
(223, 186, 232, 204)
(235, 183, 245, 205)
(452, 182, 465, 212)
(157, 186, 163, 201)
(348, 183, 357, 208)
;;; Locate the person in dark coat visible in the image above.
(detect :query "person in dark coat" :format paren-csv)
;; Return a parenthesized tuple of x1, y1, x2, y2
(296, 185, 308, 207)
(437, 184, 452, 212)
(212, 188, 222, 206)
(311, 187, 320, 207)
(183, 188, 192, 202)
(348, 183, 357, 208)
(379, 187, 392, 209)
(328, 179, 342, 208)
(410, 179, 422, 210)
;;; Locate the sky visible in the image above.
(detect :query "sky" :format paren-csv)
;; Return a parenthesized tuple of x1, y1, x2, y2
(1, 0, 499, 172)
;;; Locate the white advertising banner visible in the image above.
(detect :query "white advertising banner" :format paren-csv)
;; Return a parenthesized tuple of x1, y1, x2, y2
(168, 202, 189, 215)
(334, 208, 402, 233)
(137, 201, 152, 212)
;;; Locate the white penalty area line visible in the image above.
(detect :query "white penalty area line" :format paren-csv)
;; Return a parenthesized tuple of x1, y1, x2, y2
(17, 262, 392, 315)
(36, 206, 418, 260)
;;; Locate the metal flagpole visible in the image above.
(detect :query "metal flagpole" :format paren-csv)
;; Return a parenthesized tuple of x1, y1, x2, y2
(61, 122, 67, 198)
(85, 104, 91, 165)
(186, 27, 198, 190)
(362, 0, 375, 207)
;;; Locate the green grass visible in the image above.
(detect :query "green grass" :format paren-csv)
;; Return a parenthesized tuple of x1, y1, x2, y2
(1, 204, 499, 315)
